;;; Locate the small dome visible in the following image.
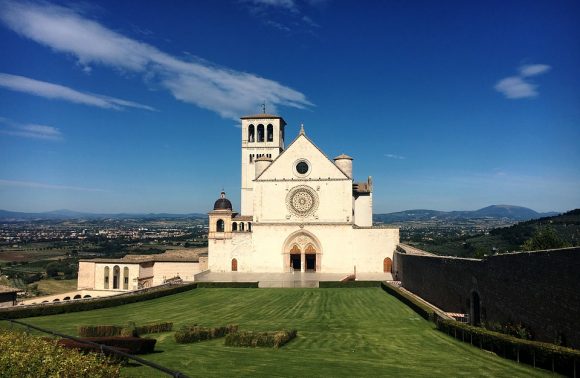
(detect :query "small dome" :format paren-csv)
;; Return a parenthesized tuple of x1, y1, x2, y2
(334, 153, 353, 160)
(213, 191, 232, 211)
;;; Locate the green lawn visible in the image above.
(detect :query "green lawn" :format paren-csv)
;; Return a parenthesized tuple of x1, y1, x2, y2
(18, 288, 548, 377)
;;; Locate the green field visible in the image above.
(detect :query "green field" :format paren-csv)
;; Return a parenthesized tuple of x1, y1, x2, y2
(17, 288, 547, 377)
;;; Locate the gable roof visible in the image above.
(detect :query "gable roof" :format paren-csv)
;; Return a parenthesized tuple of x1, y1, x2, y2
(255, 129, 350, 180)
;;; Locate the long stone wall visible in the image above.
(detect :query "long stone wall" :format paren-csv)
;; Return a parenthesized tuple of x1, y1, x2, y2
(395, 246, 580, 349)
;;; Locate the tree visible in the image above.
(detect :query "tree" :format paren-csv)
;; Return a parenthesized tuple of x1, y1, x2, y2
(521, 227, 569, 251)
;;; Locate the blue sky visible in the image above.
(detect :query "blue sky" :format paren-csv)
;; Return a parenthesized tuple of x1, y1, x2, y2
(0, 0, 578, 214)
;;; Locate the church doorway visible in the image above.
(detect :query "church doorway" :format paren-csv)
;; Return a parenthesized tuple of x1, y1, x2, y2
(231, 258, 238, 272)
(470, 291, 481, 326)
(383, 257, 392, 273)
(305, 254, 316, 271)
(290, 254, 301, 270)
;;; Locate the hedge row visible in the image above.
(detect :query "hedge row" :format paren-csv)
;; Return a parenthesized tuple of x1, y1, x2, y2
(319, 281, 382, 288)
(0, 284, 197, 320)
(380, 282, 436, 321)
(437, 319, 580, 376)
(63, 336, 157, 355)
(0, 330, 120, 377)
(174, 324, 239, 344)
(78, 322, 173, 338)
(225, 329, 297, 348)
(196, 282, 259, 288)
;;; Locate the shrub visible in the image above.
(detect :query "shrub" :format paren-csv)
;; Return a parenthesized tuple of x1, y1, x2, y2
(78, 325, 123, 337)
(0, 283, 197, 320)
(56, 339, 129, 363)
(77, 336, 157, 355)
(437, 319, 580, 376)
(319, 281, 381, 288)
(135, 321, 173, 335)
(0, 330, 120, 377)
(196, 282, 258, 288)
(225, 329, 297, 348)
(174, 324, 238, 344)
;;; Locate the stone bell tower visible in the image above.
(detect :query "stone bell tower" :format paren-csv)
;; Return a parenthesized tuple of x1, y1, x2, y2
(240, 113, 286, 216)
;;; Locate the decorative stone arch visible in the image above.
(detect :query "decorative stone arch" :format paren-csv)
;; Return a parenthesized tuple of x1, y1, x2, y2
(240, 222, 245, 231)
(113, 265, 120, 289)
(231, 258, 238, 272)
(383, 257, 393, 273)
(257, 124, 264, 142)
(282, 230, 322, 272)
(248, 124, 255, 142)
(470, 290, 482, 326)
(248, 222, 252, 232)
(216, 219, 225, 232)
(266, 124, 273, 142)
(104, 266, 110, 289)
(232, 222, 238, 231)
(123, 267, 129, 289)
(74, 294, 82, 299)
(83, 295, 91, 298)
(64, 296, 71, 301)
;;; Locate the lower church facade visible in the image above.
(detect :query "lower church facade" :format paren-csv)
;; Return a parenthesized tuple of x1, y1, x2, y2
(208, 114, 399, 274)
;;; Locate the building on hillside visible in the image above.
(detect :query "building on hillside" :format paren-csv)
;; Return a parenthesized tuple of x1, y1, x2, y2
(208, 114, 399, 274)
(0, 285, 19, 307)
(77, 252, 207, 291)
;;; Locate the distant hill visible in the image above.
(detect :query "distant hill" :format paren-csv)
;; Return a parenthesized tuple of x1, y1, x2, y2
(374, 205, 558, 223)
(409, 209, 580, 257)
(0, 209, 206, 222)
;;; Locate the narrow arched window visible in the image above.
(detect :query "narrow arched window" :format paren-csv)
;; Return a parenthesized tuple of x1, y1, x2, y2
(257, 124, 264, 142)
(240, 222, 245, 231)
(217, 219, 225, 232)
(104, 266, 110, 289)
(113, 265, 120, 289)
(232, 222, 237, 231)
(248, 223, 252, 232)
(123, 267, 129, 289)
(267, 124, 273, 142)
(231, 258, 238, 272)
(248, 124, 255, 142)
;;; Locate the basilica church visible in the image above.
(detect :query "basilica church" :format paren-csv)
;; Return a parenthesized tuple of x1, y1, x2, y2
(208, 113, 399, 274)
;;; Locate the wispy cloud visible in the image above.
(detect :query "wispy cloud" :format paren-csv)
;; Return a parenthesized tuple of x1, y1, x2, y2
(0, 179, 106, 192)
(0, 117, 62, 140)
(246, 0, 297, 11)
(0, 73, 155, 111)
(385, 153, 405, 160)
(494, 63, 551, 99)
(0, 1, 312, 119)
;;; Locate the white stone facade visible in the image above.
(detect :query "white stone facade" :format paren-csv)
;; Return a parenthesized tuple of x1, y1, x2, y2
(208, 114, 399, 274)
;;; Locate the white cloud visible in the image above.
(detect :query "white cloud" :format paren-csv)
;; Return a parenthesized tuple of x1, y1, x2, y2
(385, 153, 405, 160)
(494, 63, 551, 99)
(0, 1, 312, 119)
(0, 117, 63, 140)
(246, 0, 296, 10)
(0, 73, 155, 111)
(0, 179, 106, 192)
(494, 76, 537, 99)
(519, 64, 551, 77)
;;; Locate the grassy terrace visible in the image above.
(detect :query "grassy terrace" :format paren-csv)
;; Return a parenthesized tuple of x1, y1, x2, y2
(17, 288, 547, 377)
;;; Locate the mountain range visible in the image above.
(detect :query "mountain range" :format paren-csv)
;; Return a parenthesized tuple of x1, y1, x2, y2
(373, 205, 559, 223)
(0, 205, 558, 222)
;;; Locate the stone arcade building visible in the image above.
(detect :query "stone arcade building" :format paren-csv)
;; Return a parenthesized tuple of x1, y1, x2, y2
(208, 114, 399, 274)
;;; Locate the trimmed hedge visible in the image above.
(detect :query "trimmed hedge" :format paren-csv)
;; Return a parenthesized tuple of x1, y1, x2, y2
(56, 339, 130, 362)
(319, 281, 382, 288)
(437, 319, 580, 376)
(225, 329, 297, 348)
(79, 325, 124, 337)
(79, 322, 173, 337)
(174, 324, 239, 344)
(196, 282, 258, 288)
(380, 282, 436, 321)
(73, 336, 157, 355)
(0, 283, 197, 320)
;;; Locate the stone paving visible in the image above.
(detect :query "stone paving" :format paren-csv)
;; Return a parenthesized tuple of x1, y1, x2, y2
(194, 271, 393, 288)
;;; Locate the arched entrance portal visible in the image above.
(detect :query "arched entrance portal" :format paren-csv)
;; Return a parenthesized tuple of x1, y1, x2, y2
(231, 258, 238, 272)
(283, 231, 322, 272)
(383, 257, 393, 273)
(470, 291, 481, 326)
